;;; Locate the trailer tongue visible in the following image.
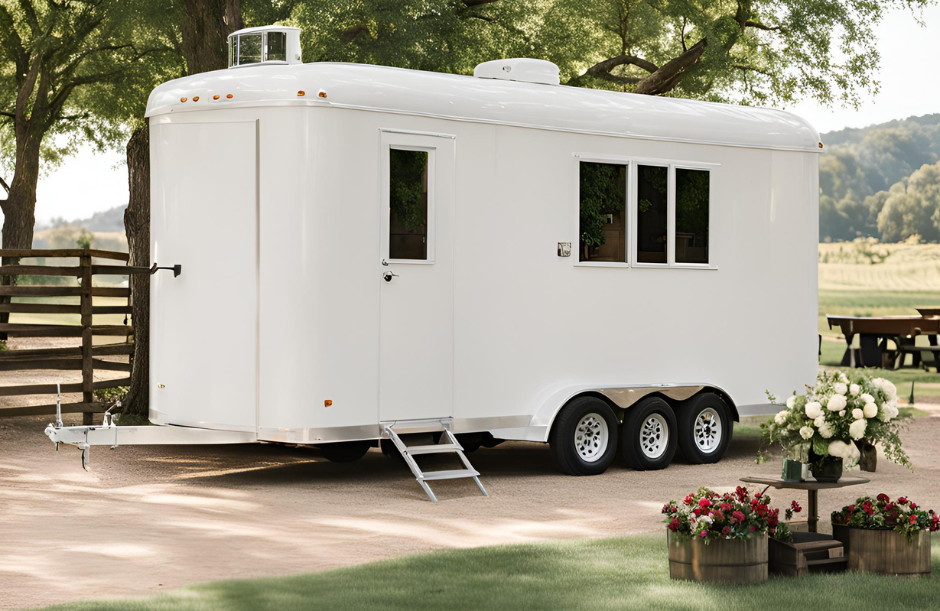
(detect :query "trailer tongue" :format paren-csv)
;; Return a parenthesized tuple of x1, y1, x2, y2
(44, 391, 256, 470)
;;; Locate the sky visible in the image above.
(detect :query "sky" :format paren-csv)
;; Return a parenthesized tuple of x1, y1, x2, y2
(7, 4, 940, 225)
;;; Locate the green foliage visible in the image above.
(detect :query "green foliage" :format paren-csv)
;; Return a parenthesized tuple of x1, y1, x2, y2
(75, 228, 94, 250)
(94, 386, 129, 404)
(820, 115, 940, 243)
(0, 0, 182, 175)
(389, 149, 428, 232)
(578, 163, 625, 248)
(832, 495, 938, 540)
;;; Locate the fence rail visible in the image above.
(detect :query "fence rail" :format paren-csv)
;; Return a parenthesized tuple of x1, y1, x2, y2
(0, 249, 149, 422)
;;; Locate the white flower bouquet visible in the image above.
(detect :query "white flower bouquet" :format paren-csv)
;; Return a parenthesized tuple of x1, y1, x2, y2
(759, 371, 910, 471)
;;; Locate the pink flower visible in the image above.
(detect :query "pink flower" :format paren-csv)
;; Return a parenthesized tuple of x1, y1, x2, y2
(731, 511, 745, 524)
(700, 531, 707, 538)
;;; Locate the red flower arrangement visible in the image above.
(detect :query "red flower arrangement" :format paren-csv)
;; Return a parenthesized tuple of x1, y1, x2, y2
(831, 494, 937, 540)
(662, 486, 801, 543)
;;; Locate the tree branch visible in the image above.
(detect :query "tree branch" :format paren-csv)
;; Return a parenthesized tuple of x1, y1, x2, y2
(744, 19, 784, 32)
(0, 175, 10, 194)
(586, 54, 660, 78)
(634, 38, 707, 95)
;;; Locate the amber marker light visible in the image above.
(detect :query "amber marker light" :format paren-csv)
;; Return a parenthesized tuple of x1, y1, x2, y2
(297, 90, 306, 97)
(318, 90, 328, 99)
(324, 399, 333, 407)
(818, 142, 824, 149)
(213, 94, 220, 100)
(226, 93, 233, 99)
(180, 97, 187, 102)
(192, 96, 200, 102)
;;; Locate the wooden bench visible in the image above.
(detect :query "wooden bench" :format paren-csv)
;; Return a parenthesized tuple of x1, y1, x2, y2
(898, 344, 940, 372)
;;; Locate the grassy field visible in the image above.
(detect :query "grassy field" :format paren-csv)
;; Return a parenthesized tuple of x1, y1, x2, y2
(818, 242, 940, 399)
(37, 533, 940, 611)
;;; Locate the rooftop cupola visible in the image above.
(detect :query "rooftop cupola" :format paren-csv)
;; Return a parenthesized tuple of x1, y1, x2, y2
(473, 58, 559, 85)
(227, 26, 302, 68)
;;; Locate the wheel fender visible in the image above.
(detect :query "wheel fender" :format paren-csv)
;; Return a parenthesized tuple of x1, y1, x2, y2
(529, 383, 739, 443)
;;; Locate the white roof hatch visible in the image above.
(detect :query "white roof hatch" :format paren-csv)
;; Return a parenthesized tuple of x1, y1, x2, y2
(474, 58, 560, 86)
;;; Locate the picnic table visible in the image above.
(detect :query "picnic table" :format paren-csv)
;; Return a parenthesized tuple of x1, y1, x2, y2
(826, 314, 940, 370)
(916, 307, 940, 318)
(740, 476, 870, 533)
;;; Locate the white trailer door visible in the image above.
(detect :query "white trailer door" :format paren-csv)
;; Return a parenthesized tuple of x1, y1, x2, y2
(150, 120, 258, 431)
(379, 132, 455, 422)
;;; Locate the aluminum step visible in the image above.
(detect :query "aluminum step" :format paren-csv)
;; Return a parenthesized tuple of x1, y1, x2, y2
(407, 443, 461, 455)
(421, 468, 480, 481)
(384, 424, 489, 502)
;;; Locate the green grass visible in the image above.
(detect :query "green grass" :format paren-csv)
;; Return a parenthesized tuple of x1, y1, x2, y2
(37, 534, 940, 611)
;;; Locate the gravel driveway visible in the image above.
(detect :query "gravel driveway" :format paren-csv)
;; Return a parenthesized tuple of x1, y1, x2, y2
(2, 410, 938, 610)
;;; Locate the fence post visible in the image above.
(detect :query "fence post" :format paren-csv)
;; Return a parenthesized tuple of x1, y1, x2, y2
(80, 254, 94, 425)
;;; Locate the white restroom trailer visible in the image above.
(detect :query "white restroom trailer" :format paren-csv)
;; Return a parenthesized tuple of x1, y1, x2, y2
(47, 26, 820, 495)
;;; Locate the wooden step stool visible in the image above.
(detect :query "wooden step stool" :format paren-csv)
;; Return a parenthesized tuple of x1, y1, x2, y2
(769, 532, 847, 577)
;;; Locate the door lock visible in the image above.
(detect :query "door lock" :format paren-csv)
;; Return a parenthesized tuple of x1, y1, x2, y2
(383, 270, 399, 282)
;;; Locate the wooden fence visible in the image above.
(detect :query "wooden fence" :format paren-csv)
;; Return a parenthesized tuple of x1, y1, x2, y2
(0, 249, 149, 423)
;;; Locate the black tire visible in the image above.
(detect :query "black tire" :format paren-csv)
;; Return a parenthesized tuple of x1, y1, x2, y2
(549, 396, 619, 476)
(621, 396, 677, 471)
(676, 393, 733, 464)
(317, 441, 372, 463)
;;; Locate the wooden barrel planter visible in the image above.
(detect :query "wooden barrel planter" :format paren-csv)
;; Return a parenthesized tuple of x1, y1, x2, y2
(667, 531, 768, 584)
(832, 524, 931, 576)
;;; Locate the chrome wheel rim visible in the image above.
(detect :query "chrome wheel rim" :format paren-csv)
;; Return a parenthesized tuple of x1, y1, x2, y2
(574, 413, 609, 463)
(640, 413, 669, 459)
(694, 407, 722, 454)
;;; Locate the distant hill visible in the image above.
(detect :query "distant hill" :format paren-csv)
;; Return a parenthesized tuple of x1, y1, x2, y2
(819, 114, 940, 242)
(45, 205, 126, 233)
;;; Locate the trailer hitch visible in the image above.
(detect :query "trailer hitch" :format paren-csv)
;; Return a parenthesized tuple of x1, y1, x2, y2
(45, 385, 121, 471)
(150, 263, 182, 277)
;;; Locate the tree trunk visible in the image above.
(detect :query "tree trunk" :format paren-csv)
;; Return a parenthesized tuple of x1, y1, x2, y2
(0, 132, 42, 338)
(855, 438, 878, 472)
(181, 0, 243, 74)
(123, 125, 151, 417)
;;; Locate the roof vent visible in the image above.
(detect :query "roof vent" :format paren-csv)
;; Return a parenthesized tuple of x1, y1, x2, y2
(228, 26, 302, 68)
(473, 58, 559, 86)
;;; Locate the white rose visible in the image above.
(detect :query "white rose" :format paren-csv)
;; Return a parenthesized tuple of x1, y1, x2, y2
(774, 410, 788, 425)
(839, 410, 846, 417)
(873, 378, 897, 400)
(860, 393, 875, 405)
(834, 383, 848, 396)
(814, 415, 826, 427)
(863, 403, 878, 419)
(849, 418, 867, 440)
(839, 373, 849, 384)
(852, 408, 864, 420)
(805, 401, 823, 419)
(828, 440, 849, 458)
(880, 402, 898, 422)
(818, 422, 834, 439)
(786, 396, 796, 409)
(827, 395, 847, 411)
(799, 426, 814, 440)
(850, 384, 860, 396)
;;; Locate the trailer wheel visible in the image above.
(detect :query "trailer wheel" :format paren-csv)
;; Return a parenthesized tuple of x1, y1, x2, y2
(621, 397, 677, 471)
(676, 393, 732, 464)
(549, 396, 619, 476)
(318, 441, 371, 463)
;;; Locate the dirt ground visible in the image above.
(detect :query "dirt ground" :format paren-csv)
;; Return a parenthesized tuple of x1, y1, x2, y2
(1, 409, 939, 611)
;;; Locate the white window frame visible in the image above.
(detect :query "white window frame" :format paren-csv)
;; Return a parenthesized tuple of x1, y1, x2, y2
(381, 137, 438, 265)
(573, 153, 718, 270)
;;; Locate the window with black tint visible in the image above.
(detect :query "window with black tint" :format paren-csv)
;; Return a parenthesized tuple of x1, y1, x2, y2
(675, 169, 710, 264)
(636, 165, 668, 264)
(579, 162, 627, 262)
(265, 32, 287, 62)
(389, 149, 429, 260)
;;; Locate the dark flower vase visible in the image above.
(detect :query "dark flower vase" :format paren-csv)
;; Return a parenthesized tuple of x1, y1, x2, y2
(809, 453, 843, 483)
